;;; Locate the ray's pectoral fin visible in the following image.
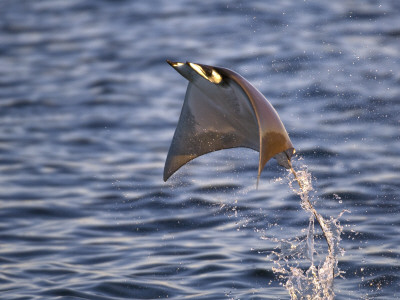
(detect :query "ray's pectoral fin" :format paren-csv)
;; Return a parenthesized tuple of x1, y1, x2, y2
(163, 71, 259, 181)
(164, 60, 295, 182)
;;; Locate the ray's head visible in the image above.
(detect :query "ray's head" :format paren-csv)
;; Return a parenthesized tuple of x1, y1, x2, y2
(166, 60, 223, 84)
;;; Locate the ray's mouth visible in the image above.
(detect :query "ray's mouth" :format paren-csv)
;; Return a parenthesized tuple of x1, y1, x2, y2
(188, 62, 223, 84)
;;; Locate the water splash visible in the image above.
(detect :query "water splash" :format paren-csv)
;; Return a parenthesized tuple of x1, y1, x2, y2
(266, 163, 347, 299)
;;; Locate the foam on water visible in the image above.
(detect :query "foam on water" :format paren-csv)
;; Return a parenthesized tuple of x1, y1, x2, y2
(265, 162, 347, 299)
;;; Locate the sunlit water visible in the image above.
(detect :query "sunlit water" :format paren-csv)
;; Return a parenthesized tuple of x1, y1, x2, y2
(0, 0, 399, 299)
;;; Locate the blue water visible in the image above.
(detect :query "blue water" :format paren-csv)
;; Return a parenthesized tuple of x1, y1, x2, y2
(0, 0, 399, 299)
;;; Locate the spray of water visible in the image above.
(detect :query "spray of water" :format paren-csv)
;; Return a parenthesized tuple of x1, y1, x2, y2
(267, 162, 346, 299)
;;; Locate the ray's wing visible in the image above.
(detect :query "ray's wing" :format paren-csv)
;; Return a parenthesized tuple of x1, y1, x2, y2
(164, 61, 294, 182)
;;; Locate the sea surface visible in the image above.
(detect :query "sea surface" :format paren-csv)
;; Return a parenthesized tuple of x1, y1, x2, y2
(0, 0, 399, 299)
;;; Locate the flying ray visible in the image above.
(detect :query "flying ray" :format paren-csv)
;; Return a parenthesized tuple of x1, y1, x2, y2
(163, 60, 334, 265)
(164, 60, 295, 183)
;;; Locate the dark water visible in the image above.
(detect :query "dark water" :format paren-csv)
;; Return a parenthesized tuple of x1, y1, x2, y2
(1, 0, 399, 299)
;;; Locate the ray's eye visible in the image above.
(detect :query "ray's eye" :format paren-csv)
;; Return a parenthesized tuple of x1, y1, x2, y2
(188, 63, 222, 84)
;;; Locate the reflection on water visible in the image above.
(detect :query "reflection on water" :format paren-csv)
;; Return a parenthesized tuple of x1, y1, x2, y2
(0, 0, 399, 299)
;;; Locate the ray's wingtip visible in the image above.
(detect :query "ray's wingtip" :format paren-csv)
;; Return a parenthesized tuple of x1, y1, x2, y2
(163, 172, 167, 182)
(163, 169, 171, 182)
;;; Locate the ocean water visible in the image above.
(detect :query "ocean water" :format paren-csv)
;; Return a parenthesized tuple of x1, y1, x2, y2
(0, 0, 399, 299)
